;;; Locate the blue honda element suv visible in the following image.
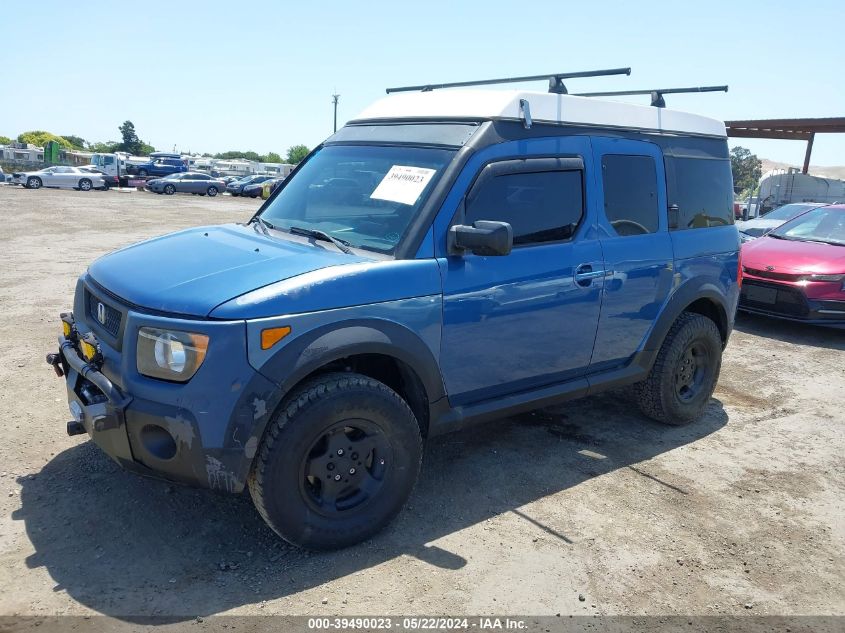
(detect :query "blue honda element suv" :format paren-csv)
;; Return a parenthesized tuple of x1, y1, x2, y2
(48, 78, 740, 549)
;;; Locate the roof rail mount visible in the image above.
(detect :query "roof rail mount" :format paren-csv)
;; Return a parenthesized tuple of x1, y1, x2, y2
(574, 85, 728, 108)
(385, 67, 632, 95)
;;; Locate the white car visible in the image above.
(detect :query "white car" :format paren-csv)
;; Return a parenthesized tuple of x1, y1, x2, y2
(12, 166, 106, 191)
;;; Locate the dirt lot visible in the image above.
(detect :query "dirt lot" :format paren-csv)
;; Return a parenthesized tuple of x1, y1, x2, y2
(0, 186, 842, 619)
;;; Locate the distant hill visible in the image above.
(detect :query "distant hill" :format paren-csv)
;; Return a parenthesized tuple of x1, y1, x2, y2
(761, 158, 845, 181)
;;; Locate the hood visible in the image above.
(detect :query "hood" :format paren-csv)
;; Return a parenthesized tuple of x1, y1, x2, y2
(742, 236, 845, 275)
(88, 224, 368, 316)
(736, 217, 783, 236)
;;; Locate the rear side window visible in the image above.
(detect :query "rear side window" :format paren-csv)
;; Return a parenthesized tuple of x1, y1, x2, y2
(465, 170, 583, 245)
(666, 157, 734, 229)
(601, 155, 659, 235)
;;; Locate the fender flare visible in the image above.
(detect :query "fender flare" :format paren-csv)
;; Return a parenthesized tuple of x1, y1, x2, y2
(642, 278, 733, 358)
(255, 318, 446, 410)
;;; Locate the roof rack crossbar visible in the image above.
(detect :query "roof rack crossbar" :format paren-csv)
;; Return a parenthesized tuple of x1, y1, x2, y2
(385, 67, 632, 95)
(574, 85, 728, 108)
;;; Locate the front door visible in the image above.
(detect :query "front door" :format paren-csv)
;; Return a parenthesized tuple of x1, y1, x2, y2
(437, 137, 605, 406)
(589, 137, 674, 370)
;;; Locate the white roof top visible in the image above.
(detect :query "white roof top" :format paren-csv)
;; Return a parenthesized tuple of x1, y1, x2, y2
(354, 89, 726, 138)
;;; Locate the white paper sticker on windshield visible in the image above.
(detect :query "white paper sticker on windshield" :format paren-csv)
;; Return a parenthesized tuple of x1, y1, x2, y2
(370, 165, 436, 205)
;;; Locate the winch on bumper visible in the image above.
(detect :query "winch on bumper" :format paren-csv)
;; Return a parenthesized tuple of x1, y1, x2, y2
(46, 306, 282, 493)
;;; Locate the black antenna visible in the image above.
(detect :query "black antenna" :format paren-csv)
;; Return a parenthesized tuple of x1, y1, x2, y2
(574, 85, 728, 108)
(385, 67, 632, 95)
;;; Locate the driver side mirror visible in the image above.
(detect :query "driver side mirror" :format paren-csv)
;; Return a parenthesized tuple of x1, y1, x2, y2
(448, 221, 513, 256)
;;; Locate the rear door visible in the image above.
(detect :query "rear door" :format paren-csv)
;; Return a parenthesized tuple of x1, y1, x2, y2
(191, 173, 210, 192)
(437, 137, 605, 406)
(589, 137, 674, 371)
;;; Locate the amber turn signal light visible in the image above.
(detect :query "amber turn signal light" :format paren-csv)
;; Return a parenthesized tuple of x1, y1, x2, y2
(261, 326, 291, 350)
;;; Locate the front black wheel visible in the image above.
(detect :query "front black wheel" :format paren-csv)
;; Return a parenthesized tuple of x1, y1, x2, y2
(635, 312, 722, 425)
(249, 372, 423, 549)
(207, 186, 218, 197)
(163, 184, 175, 195)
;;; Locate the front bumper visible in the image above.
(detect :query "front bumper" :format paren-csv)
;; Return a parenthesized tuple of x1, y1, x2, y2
(47, 291, 283, 492)
(739, 279, 845, 328)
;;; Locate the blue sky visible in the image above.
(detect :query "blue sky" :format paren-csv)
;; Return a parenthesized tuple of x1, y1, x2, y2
(2, 0, 843, 165)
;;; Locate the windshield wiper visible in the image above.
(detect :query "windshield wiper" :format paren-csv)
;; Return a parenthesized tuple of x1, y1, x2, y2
(289, 226, 352, 254)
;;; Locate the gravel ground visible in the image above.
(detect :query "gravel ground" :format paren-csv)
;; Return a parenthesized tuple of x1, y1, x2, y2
(0, 185, 842, 619)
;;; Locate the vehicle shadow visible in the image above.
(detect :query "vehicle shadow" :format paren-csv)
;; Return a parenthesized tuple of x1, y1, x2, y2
(14, 392, 727, 619)
(734, 311, 845, 351)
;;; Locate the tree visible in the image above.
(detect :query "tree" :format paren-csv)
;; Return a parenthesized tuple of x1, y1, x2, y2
(286, 144, 310, 165)
(730, 146, 762, 196)
(88, 141, 120, 153)
(0, 135, 12, 145)
(118, 120, 142, 155)
(61, 135, 87, 150)
(263, 151, 282, 163)
(17, 131, 72, 149)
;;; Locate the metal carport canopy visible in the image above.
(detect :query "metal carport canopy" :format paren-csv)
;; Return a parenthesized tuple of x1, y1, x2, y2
(725, 117, 845, 174)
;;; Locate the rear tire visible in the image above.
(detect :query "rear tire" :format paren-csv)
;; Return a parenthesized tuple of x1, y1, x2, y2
(78, 178, 92, 191)
(635, 312, 722, 425)
(26, 177, 42, 189)
(207, 186, 218, 197)
(138, 169, 148, 177)
(163, 184, 175, 195)
(249, 372, 423, 550)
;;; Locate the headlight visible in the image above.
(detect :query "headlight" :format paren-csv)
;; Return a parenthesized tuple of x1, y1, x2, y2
(137, 327, 208, 382)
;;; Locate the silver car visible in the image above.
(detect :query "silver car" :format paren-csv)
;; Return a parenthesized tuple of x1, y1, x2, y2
(12, 166, 106, 191)
(146, 172, 227, 196)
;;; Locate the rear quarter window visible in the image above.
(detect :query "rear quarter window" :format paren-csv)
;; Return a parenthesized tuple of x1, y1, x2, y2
(666, 157, 734, 229)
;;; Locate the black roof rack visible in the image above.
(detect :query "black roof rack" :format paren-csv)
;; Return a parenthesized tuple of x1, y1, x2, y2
(574, 85, 728, 108)
(385, 67, 632, 95)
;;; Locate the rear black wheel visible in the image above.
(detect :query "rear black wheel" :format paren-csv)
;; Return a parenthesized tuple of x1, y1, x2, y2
(635, 312, 722, 425)
(249, 372, 423, 549)
(207, 186, 218, 197)
(78, 178, 92, 191)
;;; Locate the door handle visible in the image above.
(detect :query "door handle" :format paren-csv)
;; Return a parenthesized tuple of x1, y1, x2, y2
(574, 264, 606, 286)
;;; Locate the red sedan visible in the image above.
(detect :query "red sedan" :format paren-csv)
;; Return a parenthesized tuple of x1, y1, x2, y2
(740, 204, 845, 327)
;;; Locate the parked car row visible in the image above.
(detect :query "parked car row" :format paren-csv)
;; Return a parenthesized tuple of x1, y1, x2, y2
(226, 174, 274, 196)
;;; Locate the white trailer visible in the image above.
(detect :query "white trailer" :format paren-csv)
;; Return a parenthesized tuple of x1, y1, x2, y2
(754, 168, 845, 216)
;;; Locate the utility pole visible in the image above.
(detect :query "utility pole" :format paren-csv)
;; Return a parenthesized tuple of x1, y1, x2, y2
(332, 92, 340, 133)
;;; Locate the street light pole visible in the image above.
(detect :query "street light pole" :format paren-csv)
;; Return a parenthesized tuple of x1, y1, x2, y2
(332, 93, 340, 133)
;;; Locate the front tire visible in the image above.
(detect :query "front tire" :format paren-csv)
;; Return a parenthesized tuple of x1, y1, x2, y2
(26, 177, 42, 189)
(635, 312, 722, 425)
(207, 186, 218, 197)
(249, 372, 423, 550)
(163, 184, 175, 195)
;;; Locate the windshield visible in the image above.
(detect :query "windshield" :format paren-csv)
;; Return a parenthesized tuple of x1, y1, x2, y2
(162, 173, 181, 180)
(260, 144, 454, 255)
(769, 207, 845, 246)
(762, 203, 820, 221)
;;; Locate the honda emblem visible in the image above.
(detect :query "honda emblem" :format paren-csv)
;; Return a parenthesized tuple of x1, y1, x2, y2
(765, 266, 775, 271)
(96, 302, 106, 324)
